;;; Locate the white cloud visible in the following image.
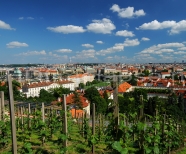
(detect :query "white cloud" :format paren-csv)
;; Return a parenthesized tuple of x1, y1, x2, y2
(141, 37, 150, 41)
(139, 42, 185, 55)
(178, 47, 186, 50)
(6, 41, 28, 48)
(96, 41, 104, 44)
(0, 20, 15, 30)
(137, 20, 186, 35)
(19, 17, 34, 20)
(86, 18, 116, 34)
(123, 38, 140, 46)
(82, 44, 94, 48)
(19, 17, 24, 20)
(74, 49, 96, 59)
(169, 20, 186, 34)
(27, 17, 34, 20)
(55, 49, 72, 53)
(97, 38, 139, 56)
(18, 50, 46, 56)
(98, 43, 124, 55)
(47, 25, 86, 34)
(174, 51, 186, 54)
(137, 20, 176, 30)
(49, 52, 62, 58)
(115, 30, 135, 37)
(110, 4, 146, 18)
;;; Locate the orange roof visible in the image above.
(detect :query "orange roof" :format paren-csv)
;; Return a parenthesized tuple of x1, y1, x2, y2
(118, 82, 132, 93)
(70, 108, 84, 118)
(0, 81, 5, 86)
(55, 93, 89, 108)
(161, 72, 170, 74)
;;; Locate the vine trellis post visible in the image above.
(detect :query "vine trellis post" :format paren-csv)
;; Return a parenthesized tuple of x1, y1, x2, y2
(62, 94, 68, 148)
(7, 75, 17, 154)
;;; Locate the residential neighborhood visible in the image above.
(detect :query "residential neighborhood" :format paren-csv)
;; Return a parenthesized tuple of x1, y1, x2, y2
(1, 62, 186, 117)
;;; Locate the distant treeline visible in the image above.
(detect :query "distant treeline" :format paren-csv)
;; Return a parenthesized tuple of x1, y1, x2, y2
(0, 64, 43, 67)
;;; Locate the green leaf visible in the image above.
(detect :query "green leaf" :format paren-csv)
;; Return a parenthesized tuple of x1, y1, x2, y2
(112, 141, 123, 152)
(145, 147, 152, 154)
(153, 146, 159, 154)
(121, 148, 128, 154)
(129, 97, 134, 102)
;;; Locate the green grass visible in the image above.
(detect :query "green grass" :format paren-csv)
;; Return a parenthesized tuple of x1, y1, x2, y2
(85, 82, 110, 89)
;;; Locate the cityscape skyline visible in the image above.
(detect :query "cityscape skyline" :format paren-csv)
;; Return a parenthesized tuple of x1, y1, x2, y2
(1, 0, 186, 64)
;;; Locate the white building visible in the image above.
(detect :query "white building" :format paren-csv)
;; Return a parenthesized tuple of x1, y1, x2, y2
(21, 80, 74, 98)
(68, 73, 94, 88)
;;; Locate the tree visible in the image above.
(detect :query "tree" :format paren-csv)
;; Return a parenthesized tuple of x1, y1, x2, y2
(79, 83, 85, 89)
(92, 96, 107, 114)
(128, 74, 137, 86)
(72, 91, 82, 109)
(84, 87, 100, 103)
(48, 74, 53, 81)
(49, 87, 71, 99)
(72, 91, 83, 118)
(84, 87, 108, 114)
(142, 70, 150, 76)
(39, 89, 55, 102)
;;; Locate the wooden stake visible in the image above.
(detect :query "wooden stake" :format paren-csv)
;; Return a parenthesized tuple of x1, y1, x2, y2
(113, 76, 119, 126)
(0, 94, 1, 121)
(21, 106, 24, 130)
(0, 91, 4, 121)
(92, 103, 95, 154)
(28, 103, 31, 128)
(82, 112, 84, 138)
(7, 75, 17, 154)
(62, 94, 68, 148)
(42, 103, 45, 122)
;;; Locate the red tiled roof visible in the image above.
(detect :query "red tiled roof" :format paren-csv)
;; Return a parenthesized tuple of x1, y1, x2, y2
(70, 109, 84, 118)
(118, 82, 132, 93)
(0, 81, 5, 86)
(53, 93, 89, 108)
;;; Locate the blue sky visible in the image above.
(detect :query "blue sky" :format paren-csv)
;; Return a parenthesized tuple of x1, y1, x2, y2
(1, 0, 186, 64)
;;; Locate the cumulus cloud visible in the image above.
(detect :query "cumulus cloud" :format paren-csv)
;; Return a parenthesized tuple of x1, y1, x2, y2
(123, 38, 140, 46)
(141, 37, 150, 41)
(55, 49, 72, 53)
(6, 41, 28, 48)
(115, 30, 135, 37)
(0, 20, 15, 30)
(137, 20, 186, 35)
(74, 49, 96, 59)
(169, 20, 186, 34)
(18, 50, 46, 56)
(137, 20, 176, 30)
(97, 38, 139, 56)
(47, 25, 86, 34)
(110, 4, 146, 18)
(139, 42, 185, 55)
(96, 41, 104, 44)
(86, 18, 116, 34)
(82, 44, 94, 48)
(98, 43, 125, 55)
(178, 47, 186, 50)
(174, 51, 186, 54)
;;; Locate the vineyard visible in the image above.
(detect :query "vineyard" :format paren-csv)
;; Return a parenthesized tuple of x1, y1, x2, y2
(1, 96, 186, 153)
(0, 77, 186, 153)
